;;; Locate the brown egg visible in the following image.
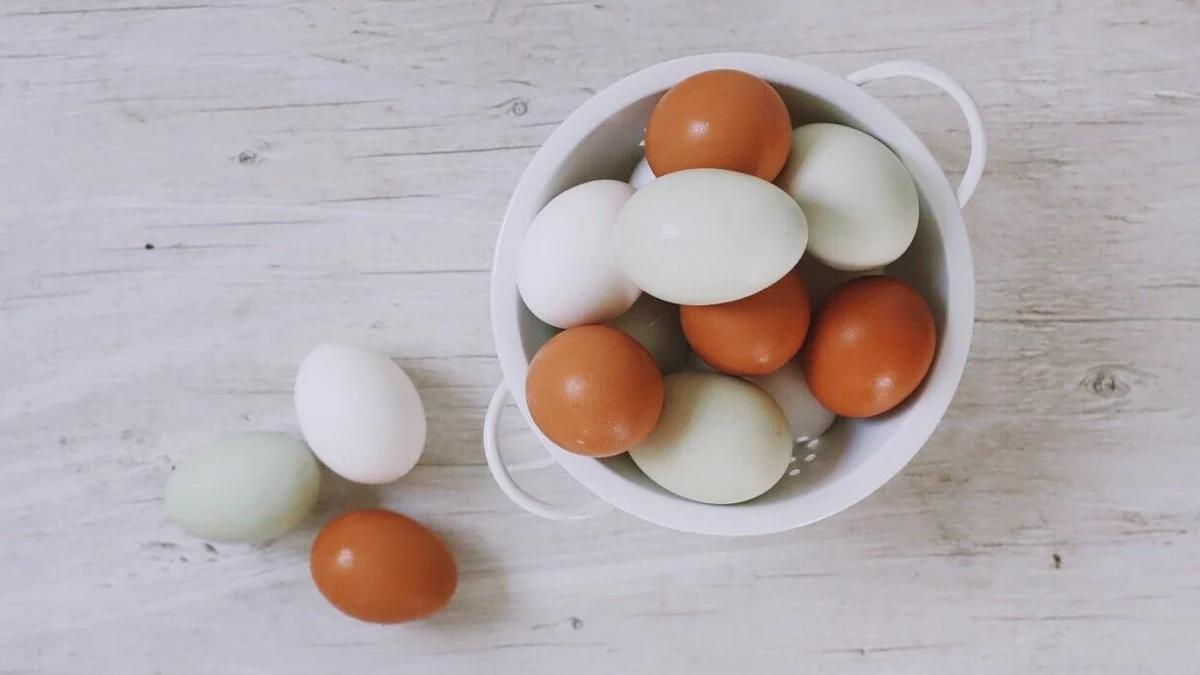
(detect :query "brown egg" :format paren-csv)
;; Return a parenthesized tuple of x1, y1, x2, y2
(803, 276, 936, 417)
(644, 69, 793, 181)
(311, 509, 457, 624)
(525, 324, 664, 457)
(680, 269, 810, 376)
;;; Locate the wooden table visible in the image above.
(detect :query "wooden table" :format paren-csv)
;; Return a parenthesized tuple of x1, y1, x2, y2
(2, 1, 1197, 672)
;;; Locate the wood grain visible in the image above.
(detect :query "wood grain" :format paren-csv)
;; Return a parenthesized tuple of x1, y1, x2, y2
(1, 0, 1198, 673)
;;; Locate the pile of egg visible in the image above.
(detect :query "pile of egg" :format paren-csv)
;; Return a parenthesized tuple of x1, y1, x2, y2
(518, 69, 937, 505)
(164, 344, 456, 624)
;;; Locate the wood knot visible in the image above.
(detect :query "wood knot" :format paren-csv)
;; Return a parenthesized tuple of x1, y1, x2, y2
(237, 149, 261, 165)
(508, 98, 529, 116)
(1121, 511, 1149, 526)
(1079, 366, 1132, 399)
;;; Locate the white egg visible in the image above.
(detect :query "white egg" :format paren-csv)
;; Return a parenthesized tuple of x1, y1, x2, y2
(517, 179, 640, 329)
(165, 432, 320, 543)
(630, 372, 792, 505)
(628, 156, 656, 189)
(294, 343, 426, 485)
(605, 294, 689, 373)
(796, 254, 885, 307)
(748, 360, 837, 443)
(776, 123, 918, 271)
(614, 168, 808, 306)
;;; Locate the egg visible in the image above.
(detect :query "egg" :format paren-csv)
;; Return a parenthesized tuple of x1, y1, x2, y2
(630, 372, 792, 505)
(748, 360, 836, 443)
(614, 168, 808, 305)
(776, 123, 919, 271)
(517, 179, 640, 328)
(605, 294, 689, 373)
(311, 509, 457, 624)
(294, 343, 426, 484)
(525, 325, 664, 457)
(629, 155, 656, 189)
(803, 276, 937, 417)
(165, 432, 320, 544)
(644, 69, 793, 181)
(680, 268, 810, 376)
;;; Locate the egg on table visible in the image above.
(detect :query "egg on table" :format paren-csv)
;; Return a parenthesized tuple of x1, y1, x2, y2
(644, 69, 793, 181)
(311, 509, 457, 624)
(630, 371, 792, 505)
(680, 268, 811, 376)
(525, 325, 664, 457)
(614, 168, 808, 306)
(517, 179, 640, 328)
(748, 359, 837, 443)
(294, 343, 426, 485)
(803, 276, 937, 417)
(165, 431, 321, 544)
(776, 123, 919, 271)
(605, 294, 689, 374)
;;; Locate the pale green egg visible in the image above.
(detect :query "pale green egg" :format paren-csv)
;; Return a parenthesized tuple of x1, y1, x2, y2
(630, 372, 792, 505)
(165, 431, 321, 543)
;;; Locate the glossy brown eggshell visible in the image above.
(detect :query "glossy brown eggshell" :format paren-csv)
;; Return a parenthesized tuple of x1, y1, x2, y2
(644, 69, 793, 181)
(525, 325, 664, 457)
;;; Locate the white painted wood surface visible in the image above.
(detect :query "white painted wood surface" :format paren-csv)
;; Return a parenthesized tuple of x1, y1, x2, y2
(2, 0, 1198, 672)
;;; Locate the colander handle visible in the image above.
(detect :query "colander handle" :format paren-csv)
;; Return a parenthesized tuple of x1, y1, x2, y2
(847, 60, 987, 208)
(483, 384, 613, 521)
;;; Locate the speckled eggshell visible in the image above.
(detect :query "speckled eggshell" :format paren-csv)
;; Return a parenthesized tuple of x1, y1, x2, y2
(614, 168, 808, 306)
(630, 371, 792, 505)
